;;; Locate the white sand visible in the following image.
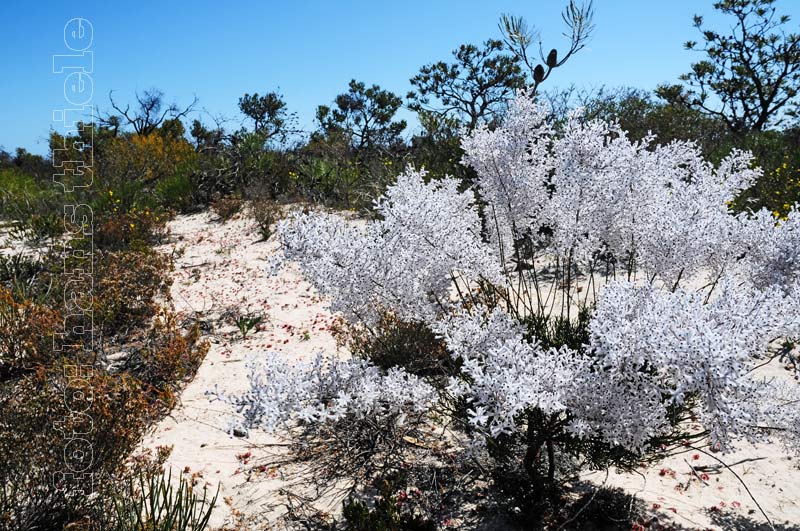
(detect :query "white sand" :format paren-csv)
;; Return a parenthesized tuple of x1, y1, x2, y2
(143, 208, 800, 530)
(141, 208, 344, 528)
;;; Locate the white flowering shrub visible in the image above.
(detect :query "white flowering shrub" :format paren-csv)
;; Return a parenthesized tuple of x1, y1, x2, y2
(213, 92, 800, 510)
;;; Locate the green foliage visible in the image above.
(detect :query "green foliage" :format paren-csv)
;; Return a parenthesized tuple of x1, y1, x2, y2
(0, 254, 43, 301)
(109, 467, 217, 531)
(234, 313, 262, 339)
(340, 499, 434, 531)
(522, 306, 592, 351)
(659, 0, 800, 135)
(292, 128, 403, 208)
(407, 111, 472, 184)
(316, 80, 406, 154)
(0, 168, 64, 242)
(343, 313, 458, 378)
(238, 91, 289, 140)
(156, 173, 197, 213)
(409, 39, 524, 131)
(730, 128, 800, 215)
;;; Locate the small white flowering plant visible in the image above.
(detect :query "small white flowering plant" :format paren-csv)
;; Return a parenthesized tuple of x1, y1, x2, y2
(212, 91, 800, 515)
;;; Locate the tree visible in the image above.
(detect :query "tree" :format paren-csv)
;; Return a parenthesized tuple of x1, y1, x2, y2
(316, 80, 406, 154)
(499, 0, 595, 93)
(408, 109, 472, 183)
(658, 0, 800, 136)
(408, 39, 525, 131)
(108, 88, 197, 136)
(189, 119, 224, 150)
(237, 91, 289, 141)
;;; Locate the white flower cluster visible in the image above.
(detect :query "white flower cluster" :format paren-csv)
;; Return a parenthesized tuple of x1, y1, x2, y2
(276, 168, 500, 324)
(577, 281, 800, 451)
(211, 354, 437, 433)
(462, 94, 765, 285)
(435, 308, 584, 437)
(734, 208, 800, 291)
(230, 92, 800, 458)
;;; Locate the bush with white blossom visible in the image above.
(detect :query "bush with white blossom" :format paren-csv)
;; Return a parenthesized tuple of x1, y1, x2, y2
(212, 91, 800, 507)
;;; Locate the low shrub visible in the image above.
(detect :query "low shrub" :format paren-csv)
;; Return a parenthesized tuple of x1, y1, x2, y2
(0, 254, 43, 301)
(91, 247, 173, 339)
(126, 310, 209, 408)
(8, 211, 64, 243)
(0, 286, 60, 378)
(211, 194, 243, 221)
(0, 361, 155, 530)
(342, 474, 435, 531)
(250, 198, 282, 241)
(341, 313, 457, 378)
(155, 173, 198, 214)
(0, 168, 64, 243)
(94, 207, 169, 251)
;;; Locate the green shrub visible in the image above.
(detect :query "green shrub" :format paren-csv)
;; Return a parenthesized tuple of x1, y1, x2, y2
(250, 198, 282, 240)
(0, 254, 43, 301)
(0, 168, 64, 242)
(341, 313, 457, 378)
(108, 466, 217, 531)
(340, 476, 434, 531)
(156, 173, 197, 213)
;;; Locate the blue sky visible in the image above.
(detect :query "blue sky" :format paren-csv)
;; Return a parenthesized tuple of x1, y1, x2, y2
(3, 0, 800, 155)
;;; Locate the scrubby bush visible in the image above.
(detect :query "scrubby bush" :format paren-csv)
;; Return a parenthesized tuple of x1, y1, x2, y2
(217, 92, 800, 525)
(250, 198, 282, 241)
(126, 310, 209, 408)
(0, 168, 64, 242)
(100, 131, 198, 193)
(338, 476, 435, 531)
(91, 248, 172, 338)
(340, 313, 457, 378)
(94, 205, 170, 250)
(0, 361, 155, 530)
(211, 194, 243, 221)
(0, 286, 60, 378)
(156, 173, 198, 213)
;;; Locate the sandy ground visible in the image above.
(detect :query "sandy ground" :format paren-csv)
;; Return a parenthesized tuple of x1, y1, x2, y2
(142, 209, 800, 530)
(140, 208, 344, 529)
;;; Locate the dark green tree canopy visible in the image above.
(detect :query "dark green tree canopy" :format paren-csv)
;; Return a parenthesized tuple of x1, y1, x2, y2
(316, 80, 406, 152)
(408, 39, 525, 131)
(658, 0, 800, 135)
(238, 91, 289, 140)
